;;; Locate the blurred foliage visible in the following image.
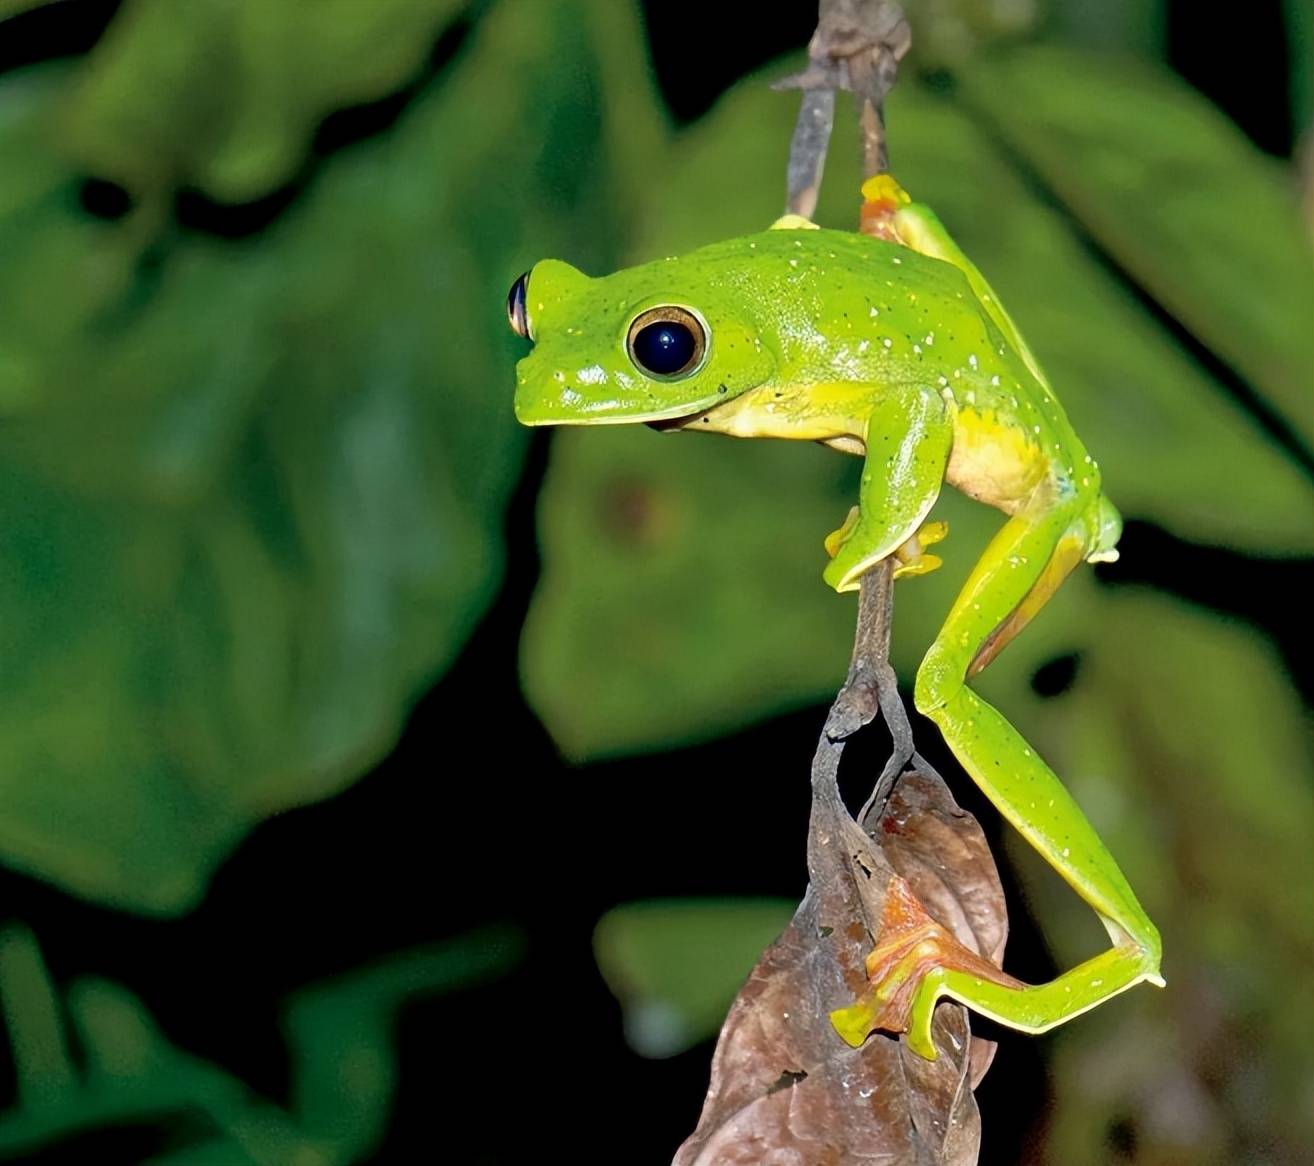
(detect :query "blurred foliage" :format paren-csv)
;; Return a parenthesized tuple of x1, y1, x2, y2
(0, 0, 661, 913)
(0, 922, 523, 1164)
(902, 0, 1042, 66)
(0, 0, 1311, 1163)
(1016, 596, 1314, 1163)
(59, 0, 468, 203)
(957, 48, 1314, 449)
(594, 898, 794, 1059)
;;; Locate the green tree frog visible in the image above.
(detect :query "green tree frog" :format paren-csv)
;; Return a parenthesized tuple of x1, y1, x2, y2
(507, 176, 1163, 1059)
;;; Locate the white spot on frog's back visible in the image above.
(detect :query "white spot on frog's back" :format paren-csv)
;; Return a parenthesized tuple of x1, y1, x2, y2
(576, 364, 607, 385)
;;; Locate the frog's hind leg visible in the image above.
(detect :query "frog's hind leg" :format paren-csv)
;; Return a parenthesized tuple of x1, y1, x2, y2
(832, 496, 1162, 1058)
(968, 523, 1087, 676)
(971, 493, 1122, 675)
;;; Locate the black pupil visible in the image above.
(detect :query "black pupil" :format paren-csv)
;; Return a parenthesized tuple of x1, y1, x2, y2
(632, 320, 696, 375)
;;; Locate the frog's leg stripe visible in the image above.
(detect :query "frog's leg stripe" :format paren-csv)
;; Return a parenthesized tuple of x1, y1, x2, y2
(822, 390, 953, 593)
(849, 501, 1165, 1058)
(968, 526, 1087, 677)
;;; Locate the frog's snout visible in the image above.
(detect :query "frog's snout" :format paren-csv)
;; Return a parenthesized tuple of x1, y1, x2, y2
(512, 344, 602, 426)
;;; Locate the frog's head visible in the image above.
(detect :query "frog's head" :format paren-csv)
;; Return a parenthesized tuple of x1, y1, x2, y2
(509, 255, 775, 427)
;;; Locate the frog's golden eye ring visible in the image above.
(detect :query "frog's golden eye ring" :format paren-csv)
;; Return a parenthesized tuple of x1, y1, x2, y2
(507, 272, 531, 339)
(627, 306, 707, 379)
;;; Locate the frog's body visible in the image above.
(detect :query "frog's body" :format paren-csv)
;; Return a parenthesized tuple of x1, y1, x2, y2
(510, 177, 1161, 1060)
(516, 227, 1120, 590)
(635, 232, 1081, 509)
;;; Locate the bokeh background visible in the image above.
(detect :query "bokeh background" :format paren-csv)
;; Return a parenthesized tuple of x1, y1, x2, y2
(0, 0, 1310, 1162)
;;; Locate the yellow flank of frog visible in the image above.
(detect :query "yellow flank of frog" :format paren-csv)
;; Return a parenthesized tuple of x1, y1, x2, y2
(946, 405, 1049, 512)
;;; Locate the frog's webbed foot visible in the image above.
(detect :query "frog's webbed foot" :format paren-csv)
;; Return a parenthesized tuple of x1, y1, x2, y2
(823, 505, 862, 561)
(893, 519, 947, 579)
(830, 875, 1022, 1058)
(825, 509, 948, 584)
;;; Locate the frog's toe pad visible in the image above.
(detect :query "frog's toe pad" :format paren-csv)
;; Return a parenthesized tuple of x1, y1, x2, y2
(892, 520, 949, 579)
(916, 520, 949, 547)
(824, 506, 862, 559)
(860, 174, 912, 210)
(770, 213, 820, 231)
(893, 553, 942, 580)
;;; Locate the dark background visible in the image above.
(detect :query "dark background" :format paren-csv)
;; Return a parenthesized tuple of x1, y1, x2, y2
(0, 1, 1309, 1163)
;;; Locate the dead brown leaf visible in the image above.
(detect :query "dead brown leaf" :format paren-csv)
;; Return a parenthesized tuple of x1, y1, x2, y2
(673, 749, 1007, 1165)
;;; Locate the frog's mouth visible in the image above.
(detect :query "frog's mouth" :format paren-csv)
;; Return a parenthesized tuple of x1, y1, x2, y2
(645, 411, 708, 432)
(644, 401, 726, 432)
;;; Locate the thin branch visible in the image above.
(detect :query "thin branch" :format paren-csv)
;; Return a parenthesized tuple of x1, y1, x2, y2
(786, 0, 928, 825)
(776, 0, 911, 214)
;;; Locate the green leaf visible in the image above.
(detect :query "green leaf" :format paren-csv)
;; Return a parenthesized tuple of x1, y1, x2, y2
(594, 899, 794, 1058)
(1001, 594, 1314, 1163)
(956, 44, 1314, 454)
(0, 925, 523, 1163)
(524, 59, 1314, 759)
(59, 0, 468, 203)
(1289, 0, 1313, 139)
(0, 0, 664, 911)
(285, 925, 526, 1157)
(524, 429, 858, 760)
(0, 0, 55, 18)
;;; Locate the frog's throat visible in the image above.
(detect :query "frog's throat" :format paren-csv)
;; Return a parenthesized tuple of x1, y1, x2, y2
(647, 382, 867, 447)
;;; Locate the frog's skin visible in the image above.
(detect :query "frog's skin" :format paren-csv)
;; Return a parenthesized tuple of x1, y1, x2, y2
(509, 176, 1163, 1060)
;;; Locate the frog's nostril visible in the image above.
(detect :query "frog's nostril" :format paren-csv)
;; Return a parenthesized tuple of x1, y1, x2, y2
(507, 272, 531, 339)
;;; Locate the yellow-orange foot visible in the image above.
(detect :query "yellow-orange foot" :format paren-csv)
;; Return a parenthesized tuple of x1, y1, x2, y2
(859, 174, 912, 242)
(893, 519, 947, 580)
(830, 875, 1022, 1054)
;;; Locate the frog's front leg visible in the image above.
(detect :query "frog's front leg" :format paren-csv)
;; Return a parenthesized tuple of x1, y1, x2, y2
(822, 389, 953, 594)
(832, 496, 1163, 1058)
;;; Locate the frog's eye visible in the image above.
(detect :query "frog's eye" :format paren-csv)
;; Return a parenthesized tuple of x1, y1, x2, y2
(627, 306, 707, 379)
(507, 272, 531, 339)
